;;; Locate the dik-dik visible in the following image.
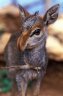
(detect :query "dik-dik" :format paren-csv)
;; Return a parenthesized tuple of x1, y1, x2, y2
(0, 5, 29, 60)
(5, 4, 59, 96)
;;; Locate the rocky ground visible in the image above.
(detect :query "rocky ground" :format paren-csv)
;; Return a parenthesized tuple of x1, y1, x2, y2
(0, 60, 63, 96)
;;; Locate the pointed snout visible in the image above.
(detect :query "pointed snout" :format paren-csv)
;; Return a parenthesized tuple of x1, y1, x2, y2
(17, 30, 31, 51)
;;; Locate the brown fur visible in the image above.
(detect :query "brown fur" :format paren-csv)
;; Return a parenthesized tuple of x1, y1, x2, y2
(0, 5, 30, 60)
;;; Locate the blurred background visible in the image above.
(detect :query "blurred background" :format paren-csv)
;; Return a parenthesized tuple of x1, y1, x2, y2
(0, 0, 63, 96)
(0, 0, 63, 14)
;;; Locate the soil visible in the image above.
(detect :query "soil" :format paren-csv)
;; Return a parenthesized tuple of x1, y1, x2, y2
(0, 60, 63, 96)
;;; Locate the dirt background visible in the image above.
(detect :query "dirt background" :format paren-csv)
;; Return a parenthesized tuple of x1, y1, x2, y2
(0, 60, 63, 96)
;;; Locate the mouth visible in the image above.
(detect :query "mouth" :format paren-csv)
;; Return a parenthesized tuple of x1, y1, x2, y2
(26, 44, 39, 49)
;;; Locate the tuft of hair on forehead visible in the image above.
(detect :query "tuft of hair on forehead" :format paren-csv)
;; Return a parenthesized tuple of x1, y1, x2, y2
(23, 12, 40, 29)
(34, 11, 39, 16)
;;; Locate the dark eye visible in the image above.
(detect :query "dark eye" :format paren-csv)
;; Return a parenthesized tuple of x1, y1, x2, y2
(30, 29, 41, 37)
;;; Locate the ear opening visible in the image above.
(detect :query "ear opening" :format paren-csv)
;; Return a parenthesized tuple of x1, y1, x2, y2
(43, 4, 60, 26)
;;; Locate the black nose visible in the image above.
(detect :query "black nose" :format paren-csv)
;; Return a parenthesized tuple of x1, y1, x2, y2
(0, 29, 5, 36)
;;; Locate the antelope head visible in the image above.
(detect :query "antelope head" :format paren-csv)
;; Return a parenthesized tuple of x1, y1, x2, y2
(17, 4, 60, 51)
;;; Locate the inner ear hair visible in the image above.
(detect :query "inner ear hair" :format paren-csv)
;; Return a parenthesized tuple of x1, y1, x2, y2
(43, 4, 60, 26)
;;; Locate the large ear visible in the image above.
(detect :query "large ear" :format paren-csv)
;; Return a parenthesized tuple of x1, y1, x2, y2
(43, 4, 60, 26)
(19, 5, 30, 19)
